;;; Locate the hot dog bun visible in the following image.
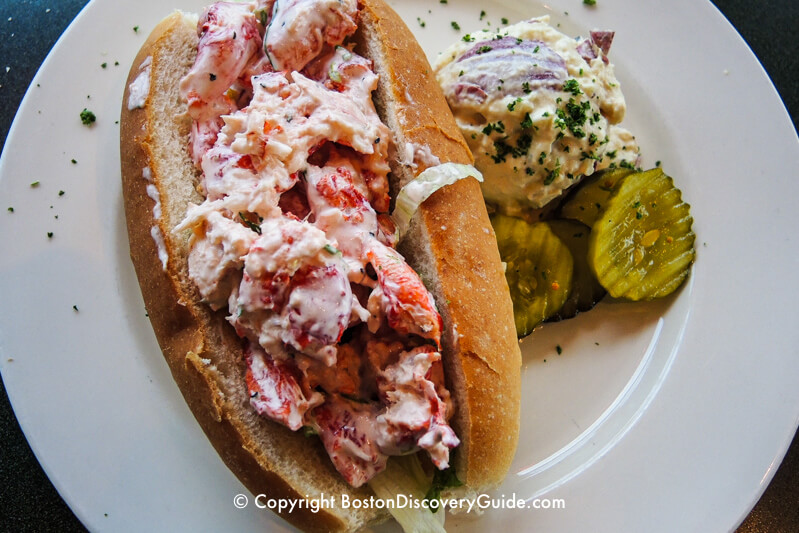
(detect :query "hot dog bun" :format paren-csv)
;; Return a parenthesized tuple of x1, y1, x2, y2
(120, 1, 521, 531)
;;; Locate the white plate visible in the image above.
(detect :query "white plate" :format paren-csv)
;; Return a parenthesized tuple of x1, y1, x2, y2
(1, 0, 797, 531)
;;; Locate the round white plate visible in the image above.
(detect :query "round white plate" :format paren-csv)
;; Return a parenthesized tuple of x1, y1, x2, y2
(1, 0, 797, 531)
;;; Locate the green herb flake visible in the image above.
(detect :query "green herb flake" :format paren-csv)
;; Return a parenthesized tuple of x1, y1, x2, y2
(520, 112, 533, 129)
(58, 190, 65, 196)
(501, 17, 509, 24)
(80, 108, 96, 126)
(481, 121, 505, 135)
(73, 305, 79, 312)
(451, 21, 461, 30)
(479, 10, 486, 20)
(462, 34, 475, 42)
(30, 181, 40, 188)
(7, 207, 14, 213)
(562, 79, 582, 96)
(583, 0, 597, 5)
(133, 25, 139, 33)
(417, 17, 426, 27)
(556, 345, 563, 355)
(507, 97, 522, 111)
(543, 163, 561, 185)
(47, 232, 54, 239)
(101, 62, 107, 69)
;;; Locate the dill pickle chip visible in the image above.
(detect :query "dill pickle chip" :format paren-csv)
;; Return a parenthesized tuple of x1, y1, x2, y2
(588, 168, 696, 301)
(491, 215, 573, 337)
(558, 168, 635, 227)
(547, 219, 606, 321)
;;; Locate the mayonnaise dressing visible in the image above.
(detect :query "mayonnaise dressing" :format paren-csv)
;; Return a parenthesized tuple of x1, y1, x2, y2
(127, 56, 151, 110)
(435, 16, 641, 212)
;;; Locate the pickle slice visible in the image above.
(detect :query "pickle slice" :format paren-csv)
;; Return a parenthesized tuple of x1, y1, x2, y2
(588, 168, 695, 301)
(491, 215, 573, 337)
(547, 219, 606, 321)
(558, 168, 635, 227)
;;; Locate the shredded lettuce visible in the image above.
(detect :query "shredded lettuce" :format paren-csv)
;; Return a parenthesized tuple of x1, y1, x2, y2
(424, 467, 463, 512)
(392, 163, 483, 239)
(368, 455, 446, 533)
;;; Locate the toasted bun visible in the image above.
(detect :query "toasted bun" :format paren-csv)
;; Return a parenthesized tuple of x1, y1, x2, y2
(120, 1, 521, 531)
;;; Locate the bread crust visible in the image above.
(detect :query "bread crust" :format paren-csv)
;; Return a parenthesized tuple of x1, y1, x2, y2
(121, 2, 521, 530)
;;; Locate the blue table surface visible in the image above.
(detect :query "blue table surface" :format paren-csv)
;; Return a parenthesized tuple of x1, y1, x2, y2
(1, 0, 796, 531)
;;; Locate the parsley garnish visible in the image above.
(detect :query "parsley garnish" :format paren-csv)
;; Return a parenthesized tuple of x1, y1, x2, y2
(520, 112, 533, 129)
(80, 108, 96, 126)
(451, 21, 461, 30)
(555, 98, 591, 138)
(507, 97, 522, 111)
(490, 134, 532, 163)
(482, 121, 505, 135)
(562, 79, 582, 96)
(543, 162, 561, 185)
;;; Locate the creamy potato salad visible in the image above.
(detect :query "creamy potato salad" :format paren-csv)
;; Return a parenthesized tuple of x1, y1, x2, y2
(435, 16, 640, 213)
